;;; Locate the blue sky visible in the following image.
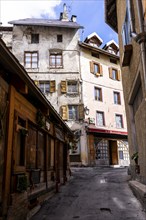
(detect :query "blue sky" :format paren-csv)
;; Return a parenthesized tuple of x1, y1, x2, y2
(0, 0, 118, 46)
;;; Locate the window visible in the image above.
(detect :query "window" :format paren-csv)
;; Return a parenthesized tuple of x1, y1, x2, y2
(122, 0, 135, 46)
(95, 87, 102, 101)
(110, 58, 117, 64)
(49, 51, 63, 68)
(113, 92, 121, 104)
(26, 124, 45, 170)
(67, 81, 78, 93)
(61, 104, 84, 121)
(57, 34, 62, 42)
(96, 111, 105, 126)
(31, 34, 39, 43)
(91, 52, 99, 58)
(109, 67, 120, 81)
(115, 114, 123, 128)
(119, 150, 124, 160)
(38, 80, 56, 94)
(95, 139, 108, 160)
(68, 105, 78, 120)
(90, 61, 103, 76)
(24, 51, 38, 68)
(60, 80, 78, 94)
(13, 112, 27, 171)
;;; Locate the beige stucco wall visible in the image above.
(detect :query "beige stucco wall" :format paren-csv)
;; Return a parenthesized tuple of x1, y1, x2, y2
(116, 0, 146, 183)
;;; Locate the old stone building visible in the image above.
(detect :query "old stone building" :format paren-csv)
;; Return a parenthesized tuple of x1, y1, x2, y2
(79, 32, 129, 167)
(105, 0, 146, 210)
(0, 4, 87, 165)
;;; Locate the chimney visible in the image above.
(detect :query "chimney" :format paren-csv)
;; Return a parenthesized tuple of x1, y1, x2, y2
(71, 15, 77, 22)
(60, 3, 69, 21)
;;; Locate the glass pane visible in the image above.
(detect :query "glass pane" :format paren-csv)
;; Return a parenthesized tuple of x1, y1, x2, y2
(97, 112, 104, 126)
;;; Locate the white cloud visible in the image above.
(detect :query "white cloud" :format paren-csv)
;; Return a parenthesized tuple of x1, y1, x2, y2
(0, 0, 62, 26)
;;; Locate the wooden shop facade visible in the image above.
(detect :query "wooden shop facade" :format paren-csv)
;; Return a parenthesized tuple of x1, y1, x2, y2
(0, 38, 73, 220)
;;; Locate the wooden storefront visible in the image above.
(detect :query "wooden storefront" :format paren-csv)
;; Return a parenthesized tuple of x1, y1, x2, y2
(0, 39, 73, 220)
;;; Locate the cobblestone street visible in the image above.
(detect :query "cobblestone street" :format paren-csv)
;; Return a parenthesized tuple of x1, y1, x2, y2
(30, 167, 146, 220)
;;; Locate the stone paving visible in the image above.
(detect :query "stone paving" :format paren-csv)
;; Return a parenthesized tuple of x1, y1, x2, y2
(30, 167, 146, 220)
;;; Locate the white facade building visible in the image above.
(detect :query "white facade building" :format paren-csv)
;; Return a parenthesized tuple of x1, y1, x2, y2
(79, 33, 130, 166)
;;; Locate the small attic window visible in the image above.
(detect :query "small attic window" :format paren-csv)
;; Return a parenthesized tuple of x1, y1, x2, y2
(31, 34, 39, 44)
(57, 35, 63, 42)
(110, 58, 117, 64)
(91, 52, 100, 59)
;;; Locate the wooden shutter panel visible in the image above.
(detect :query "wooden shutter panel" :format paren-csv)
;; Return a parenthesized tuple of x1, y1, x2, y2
(117, 70, 121, 81)
(118, 93, 121, 104)
(50, 80, 56, 93)
(109, 67, 113, 78)
(79, 104, 84, 120)
(90, 61, 94, 74)
(61, 105, 68, 120)
(61, 80, 67, 93)
(34, 80, 39, 86)
(99, 64, 103, 76)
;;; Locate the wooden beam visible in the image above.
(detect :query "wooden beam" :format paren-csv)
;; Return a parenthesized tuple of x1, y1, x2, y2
(3, 85, 15, 215)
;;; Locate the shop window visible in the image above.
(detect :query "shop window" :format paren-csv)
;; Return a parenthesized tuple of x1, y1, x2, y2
(113, 91, 121, 104)
(96, 111, 105, 126)
(95, 139, 108, 160)
(26, 124, 45, 170)
(24, 51, 38, 68)
(49, 51, 63, 68)
(115, 114, 124, 128)
(13, 113, 28, 171)
(119, 150, 124, 159)
(31, 34, 39, 44)
(94, 87, 102, 101)
(90, 61, 103, 77)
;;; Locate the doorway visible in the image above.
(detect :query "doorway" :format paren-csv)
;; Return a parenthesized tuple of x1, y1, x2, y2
(109, 140, 118, 165)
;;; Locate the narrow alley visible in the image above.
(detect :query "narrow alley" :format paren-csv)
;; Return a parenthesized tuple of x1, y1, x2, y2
(30, 167, 146, 220)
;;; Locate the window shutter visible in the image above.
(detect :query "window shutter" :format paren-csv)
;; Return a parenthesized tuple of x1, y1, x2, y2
(61, 105, 68, 120)
(79, 104, 84, 120)
(99, 64, 103, 76)
(118, 93, 121, 104)
(90, 61, 94, 73)
(34, 80, 39, 86)
(61, 80, 67, 93)
(50, 80, 56, 93)
(117, 70, 121, 81)
(109, 67, 113, 78)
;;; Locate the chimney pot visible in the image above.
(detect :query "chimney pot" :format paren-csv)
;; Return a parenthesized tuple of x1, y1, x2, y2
(71, 15, 77, 22)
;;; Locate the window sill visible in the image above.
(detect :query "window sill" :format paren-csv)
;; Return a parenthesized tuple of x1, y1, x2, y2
(122, 44, 133, 67)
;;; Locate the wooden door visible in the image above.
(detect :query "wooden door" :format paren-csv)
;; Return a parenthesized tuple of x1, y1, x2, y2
(109, 141, 118, 165)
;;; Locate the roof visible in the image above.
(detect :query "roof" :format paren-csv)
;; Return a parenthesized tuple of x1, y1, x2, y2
(0, 38, 73, 136)
(79, 41, 119, 59)
(104, 0, 118, 33)
(8, 18, 83, 29)
(84, 32, 103, 46)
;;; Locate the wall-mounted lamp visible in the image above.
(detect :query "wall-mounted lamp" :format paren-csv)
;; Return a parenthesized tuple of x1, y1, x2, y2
(84, 106, 89, 115)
